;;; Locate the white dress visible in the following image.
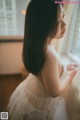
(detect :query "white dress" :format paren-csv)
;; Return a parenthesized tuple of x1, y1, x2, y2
(7, 45, 80, 120)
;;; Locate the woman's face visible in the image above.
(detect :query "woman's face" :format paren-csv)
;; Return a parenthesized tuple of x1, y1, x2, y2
(54, 5, 66, 39)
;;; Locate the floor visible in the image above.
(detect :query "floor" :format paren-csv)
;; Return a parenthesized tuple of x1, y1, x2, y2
(0, 74, 26, 112)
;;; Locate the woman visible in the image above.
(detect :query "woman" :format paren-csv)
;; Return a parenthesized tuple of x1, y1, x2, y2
(7, 0, 78, 120)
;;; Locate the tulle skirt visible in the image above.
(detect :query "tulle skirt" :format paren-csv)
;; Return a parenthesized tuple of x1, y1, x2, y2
(7, 73, 68, 120)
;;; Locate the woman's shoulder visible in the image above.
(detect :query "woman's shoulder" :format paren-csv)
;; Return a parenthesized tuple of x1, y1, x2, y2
(45, 45, 58, 67)
(41, 44, 59, 78)
(40, 44, 59, 78)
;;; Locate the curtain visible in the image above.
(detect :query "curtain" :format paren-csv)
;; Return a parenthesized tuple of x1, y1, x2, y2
(52, 0, 79, 54)
(52, 4, 80, 119)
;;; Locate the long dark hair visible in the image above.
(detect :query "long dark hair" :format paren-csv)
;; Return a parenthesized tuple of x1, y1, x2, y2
(22, 0, 60, 75)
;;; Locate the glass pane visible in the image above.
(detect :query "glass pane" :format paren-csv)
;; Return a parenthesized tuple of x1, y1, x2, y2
(5, 0, 12, 10)
(0, 0, 30, 36)
(70, 6, 80, 59)
(0, 0, 3, 9)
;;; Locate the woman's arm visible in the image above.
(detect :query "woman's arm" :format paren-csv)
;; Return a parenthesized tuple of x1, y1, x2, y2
(41, 50, 77, 97)
(59, 63, 78, 78)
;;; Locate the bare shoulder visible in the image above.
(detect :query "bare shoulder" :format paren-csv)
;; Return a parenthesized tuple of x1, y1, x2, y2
(41, 45, 59, 79)
(40, 46, 60, 97)
(43, 46, 58, 70)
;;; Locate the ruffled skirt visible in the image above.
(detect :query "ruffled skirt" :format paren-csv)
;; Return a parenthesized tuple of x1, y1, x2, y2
(7, 73, 68, 120)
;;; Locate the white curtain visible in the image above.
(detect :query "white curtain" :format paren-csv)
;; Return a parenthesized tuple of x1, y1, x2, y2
(54, 2, 80, 119)
(52, 0, 78, 54)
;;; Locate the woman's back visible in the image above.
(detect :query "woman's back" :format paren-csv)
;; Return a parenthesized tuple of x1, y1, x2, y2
(7, 45, 68, 120)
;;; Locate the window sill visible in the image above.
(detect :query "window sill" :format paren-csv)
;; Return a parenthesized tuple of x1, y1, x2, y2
(68, 53, 80, 65)
(61, 53, 80, 65)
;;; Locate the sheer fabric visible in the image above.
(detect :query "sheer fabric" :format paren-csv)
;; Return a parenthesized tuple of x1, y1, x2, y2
(7, 45, 80, 120)
(7, 70, 68, 120)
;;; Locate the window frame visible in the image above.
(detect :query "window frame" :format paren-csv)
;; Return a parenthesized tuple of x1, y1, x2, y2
(62, 4, 80, 65)
(0, 0, 27, 40)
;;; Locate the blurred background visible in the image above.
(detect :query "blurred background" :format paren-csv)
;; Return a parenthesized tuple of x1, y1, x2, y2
(0, 0, 80, 114)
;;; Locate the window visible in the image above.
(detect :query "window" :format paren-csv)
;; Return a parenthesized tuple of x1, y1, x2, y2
(61, 4, 80, 64)
(70, 6, 80, 59)
(0, 0, 17, 36)
(5, 0, 12, 10)
(0, 0, 29, 37)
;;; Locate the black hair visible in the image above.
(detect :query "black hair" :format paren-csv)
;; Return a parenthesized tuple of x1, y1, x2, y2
(22, 0, 61, 75)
